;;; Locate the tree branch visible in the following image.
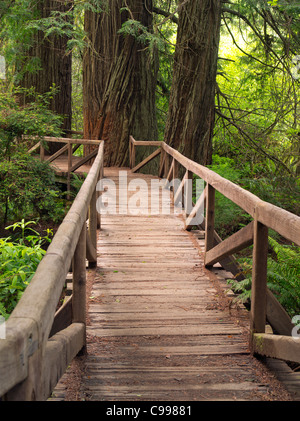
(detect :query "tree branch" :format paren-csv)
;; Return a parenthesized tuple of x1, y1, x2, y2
(153, 6, 178, 25)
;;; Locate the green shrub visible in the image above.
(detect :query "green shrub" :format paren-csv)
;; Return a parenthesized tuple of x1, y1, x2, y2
(207, 155, 252, 237)
(229, 238, 300, 318)
(0, 153, 66, 225)
(0, 238, 46, 319)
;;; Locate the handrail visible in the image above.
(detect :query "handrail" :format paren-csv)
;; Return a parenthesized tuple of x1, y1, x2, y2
(130, 136, 300, 364)
(27, 136, 102, 195)
(0, 141, 104, 400)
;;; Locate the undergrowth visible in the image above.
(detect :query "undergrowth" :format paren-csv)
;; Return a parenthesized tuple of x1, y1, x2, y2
(0, 220, 53, 319)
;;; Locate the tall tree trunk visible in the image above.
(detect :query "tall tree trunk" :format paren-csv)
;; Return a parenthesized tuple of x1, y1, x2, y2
(83, 0, 158, 167)
(163, 0, 221, 165)
(21, 0, 72, 153)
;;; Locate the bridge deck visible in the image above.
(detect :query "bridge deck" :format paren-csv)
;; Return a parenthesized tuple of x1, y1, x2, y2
(52, 167, 292, 401)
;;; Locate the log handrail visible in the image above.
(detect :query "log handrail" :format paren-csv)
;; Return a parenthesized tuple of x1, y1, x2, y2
(27, 136, 102, 194)
(130, 136, 300, 363)
(0, 141, 104, 400)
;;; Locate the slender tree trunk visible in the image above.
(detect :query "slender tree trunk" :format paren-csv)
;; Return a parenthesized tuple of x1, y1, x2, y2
(163, 0, 222, 165)
(21, 0, 72, 153)
(83, 0, 158, 167)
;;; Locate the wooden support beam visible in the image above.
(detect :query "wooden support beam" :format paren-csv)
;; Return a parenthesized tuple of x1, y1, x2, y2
(252, 333, 300, 363)
(27, 141, 41, 154)
(70, 149, 98, 172)
(174, 170, 188, 206)
(46, 144, 69, 163)
(158, 150, 166, 178)
(43, 323, 85, 400)
(250, 218, 269, 337)
(185, 185, 206, 231)
(164, 157, 174, 187)
(205, 184, 215, 254)
(72, 224, 87, 353)
(131, 148, 161, 173)
(49, 296, 72, 338)
(205, 221, 254, 267)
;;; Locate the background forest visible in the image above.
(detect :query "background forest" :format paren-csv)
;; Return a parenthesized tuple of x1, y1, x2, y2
(0, 0, 299, 319)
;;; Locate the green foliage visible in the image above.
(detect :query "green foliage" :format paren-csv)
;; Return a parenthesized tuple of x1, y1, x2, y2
(207, 155, 252, 237)
(267, 237, 300, 317)
(0, 86, 68, 226)
(0, 84, 63, 157)
(0, 154, 66, 225)
(0, 223, 52, 319)
(229, 238, 300, 318)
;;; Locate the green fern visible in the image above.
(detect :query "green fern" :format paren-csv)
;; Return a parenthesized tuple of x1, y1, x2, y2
(228, 237, 300, 317)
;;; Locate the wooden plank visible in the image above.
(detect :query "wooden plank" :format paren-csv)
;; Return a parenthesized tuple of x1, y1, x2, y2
(41, 136, 101, 145)
(0, 318, 39, 397)
(46, 143, 68, 163)
(70, 149, 98, 172)
(252, 333, 300, 363)
(162, 142, 300, 245)
(205, 184, 215, 254)
(162, 142, 261, 217)
(130, 136, 162, 147)
(72, 225, 87, 334)
(27, 141, 41, 154)
(43, 323, 85, 400)
(173, 170, 187, 205)
(266, 289, 295, 336)
(87, 325, 243, 337)
(49, 296, 72, 338)
(131, 148, 161, 173)
(185, 186, 206, 230)
(256, 202, 300, 246)
(86, 229, 97, 263)
(205, 221, 254, 266)
(250, 219, 269, 336)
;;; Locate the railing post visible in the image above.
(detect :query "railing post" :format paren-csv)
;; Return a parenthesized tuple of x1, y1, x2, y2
(205, 184, 215, 256)
(40, 143, 45, 161)
(67, 141, 72, 200)
(250, 215, 268, 343)
(72, 224, 86, 353)
(89, 185, 97, 267)
(131, 142, 135, 169)
(184, 170, 193, 217)
(96, 166, 102, 229)
(158, 149, 165, 178)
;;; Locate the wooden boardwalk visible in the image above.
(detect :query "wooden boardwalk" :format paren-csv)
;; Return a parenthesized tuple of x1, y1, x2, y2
(51, 167, 294, 401)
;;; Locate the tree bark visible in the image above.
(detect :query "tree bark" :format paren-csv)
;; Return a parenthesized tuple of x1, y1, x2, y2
(83, 0, 158, 167)
(163, 0, 222, 165)
(21, 0, 72, 153)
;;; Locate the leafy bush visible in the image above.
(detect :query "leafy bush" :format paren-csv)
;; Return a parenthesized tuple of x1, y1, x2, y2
(0, 153, 67, 225)
(0, 85, 69, 226)
(207, 155, 252, 237)
(0, 85, 63, 158)
(0, 222, 52, 319)
(229, 238, 300, 318)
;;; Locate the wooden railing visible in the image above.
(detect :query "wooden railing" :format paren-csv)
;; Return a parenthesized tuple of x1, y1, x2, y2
(0, 141, 104, 400)
(130, 136, 300, 364)
(27, 136, 101, 193)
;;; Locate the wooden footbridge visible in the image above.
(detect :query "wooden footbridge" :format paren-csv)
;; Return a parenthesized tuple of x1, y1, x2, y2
(1, 137, 300, 401)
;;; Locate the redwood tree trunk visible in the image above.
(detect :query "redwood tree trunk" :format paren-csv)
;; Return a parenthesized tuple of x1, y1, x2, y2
(83, 0, 158, 167)
(163, 0, 221, 165)
(21, 0, 72, 153)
